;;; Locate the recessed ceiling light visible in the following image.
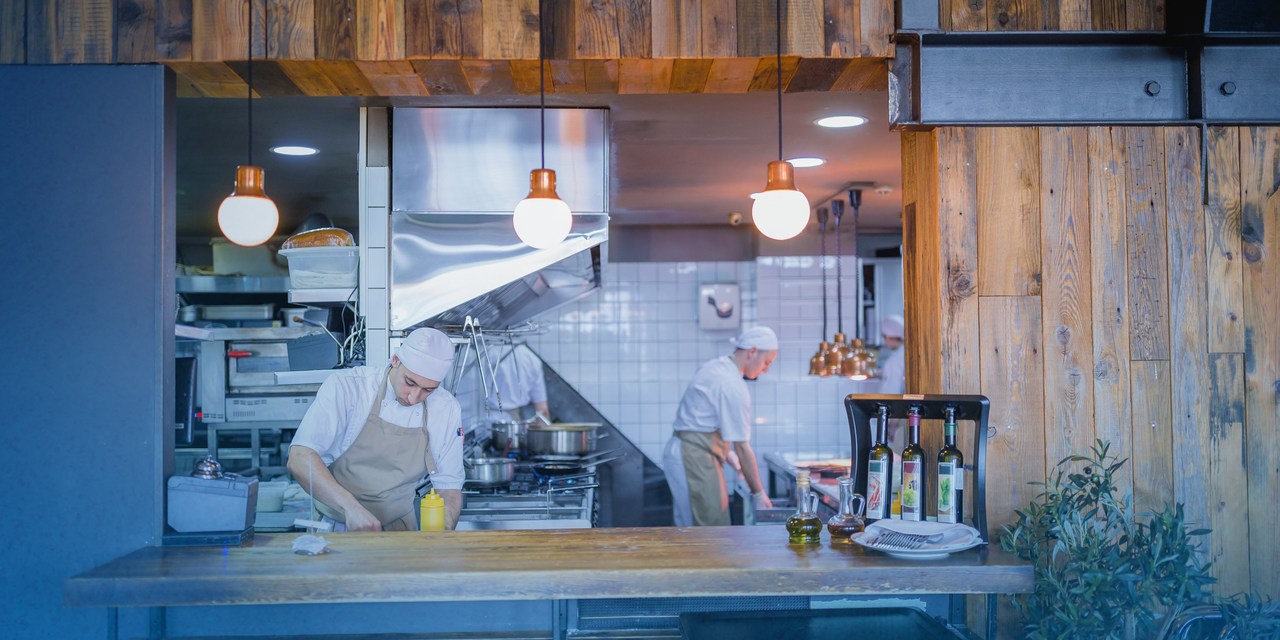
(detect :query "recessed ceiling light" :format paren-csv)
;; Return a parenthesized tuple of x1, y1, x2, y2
(270, 145, 318, 156)
(787, 157, 825, 168)
(814, 115, 868, 128)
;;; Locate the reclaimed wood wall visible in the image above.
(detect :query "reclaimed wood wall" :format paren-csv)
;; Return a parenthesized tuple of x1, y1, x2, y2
(939, 0, 1164, 31)
(903, 126, 1280, 605)
(0, 0, 892, 96)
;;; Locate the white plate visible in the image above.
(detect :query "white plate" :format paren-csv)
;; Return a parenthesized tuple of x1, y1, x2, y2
(850, 531, 985, 560)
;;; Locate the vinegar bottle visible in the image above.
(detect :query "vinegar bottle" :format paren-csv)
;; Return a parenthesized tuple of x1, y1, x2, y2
(866, 404, 894, 522)
(827, 476, 866, 544)
(785, 471, 822, 544)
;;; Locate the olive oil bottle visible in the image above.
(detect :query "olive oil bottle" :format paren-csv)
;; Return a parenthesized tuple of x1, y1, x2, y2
(785, 471, 822, 544)
(865, 404, 894, 522)
(899, 407, 925, 521)
(937, 406, 965, 524)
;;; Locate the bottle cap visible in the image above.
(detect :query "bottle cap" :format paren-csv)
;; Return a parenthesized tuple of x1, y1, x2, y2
(421, 488, 444, 506)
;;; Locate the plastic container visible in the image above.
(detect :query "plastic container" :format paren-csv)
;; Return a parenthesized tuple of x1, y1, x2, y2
(279, 246, 359, 289)
(419, 489, 446, 531)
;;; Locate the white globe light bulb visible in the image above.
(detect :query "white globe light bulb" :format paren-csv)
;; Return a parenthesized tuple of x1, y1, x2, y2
(513, 197, 572, 249)
(750, 189, 810, 240)
(218, 195, 280, 247)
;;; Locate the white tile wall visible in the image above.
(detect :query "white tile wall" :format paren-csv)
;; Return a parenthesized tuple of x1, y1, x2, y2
(527, 256, 885, 470)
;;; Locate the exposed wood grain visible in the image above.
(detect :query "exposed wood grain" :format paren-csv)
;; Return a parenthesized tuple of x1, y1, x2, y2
(116, 0, 156, 63)
(314, 0, 355, 59)
(618, 57, 673, 94)
(615, 0, 650, 58)
(276, 57, 343, 94)
(702, 56, 757, 93)
(421, 0, 481, 59)
(357, 59, 429, 95)
(0, 0, 24, 63)
(1040, 127, 1095, 465)
(459, 59, 517, 94)
(978, 295, 1046, 533)
(1129, 360, 1174, 516)
(829, 57, 886, 92)
(1207, 352, 1250, 596)
(404, 0, 430, 57)
(1087, 126, 1133, 500)
(509, 58, 541, 94)
(410, 58, 472, 94)
(483, 0, 537, 60)
(669, 58, 713, 93)
(858, 0, 893, 56)
(267, 0, 314, 59)
(23, 0, 51, 63)
(571, 0, 617, 58)
(988, 0, 1045, 30)
(782, 0, 821, 57)
(67, 529, 1033, 608)
(156, 0, 193, 60)
(901, 130, 941, 395)
(1090, 0, 1125, 29)
(356, 0, 404, 60)
(1164, 126, 1215, 568)
(701, 0, 736, 57)
(1241, 126, 1280, 598)
(550, 58, 587, 93)
(545, 0, 574, 59)
(944, 0, 986, 32)
(193, 0, 247, 61)
(652, 0, 699, 57)
(748, 54, 797, 93)
(1125, 0, 1163, 31)
(225, 59, 304, 95)
(172, 69, 203, 96)
(785, 57, 847, 93)
(977, 128, 1042, 296)
(936, 128, 981, 397)
(38, 0, 113, 63)
(167, 60, 248, 97)
(1205, 126, 1245, 353)
(736, 0, 773, 58)
(823, 0, 856, 57)
(1124, 127, 1172, 361)
(1059, 0, 1089, 29)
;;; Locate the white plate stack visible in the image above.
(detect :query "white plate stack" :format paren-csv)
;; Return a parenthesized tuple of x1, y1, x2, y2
(852, 520, 985, 559)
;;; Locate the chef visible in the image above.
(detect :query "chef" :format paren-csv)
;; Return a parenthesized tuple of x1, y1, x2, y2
(483, 343, 550, 424)
(288, 328, 464, 531)
(662, 326, 778, 526)
(875, 314, 906, 395)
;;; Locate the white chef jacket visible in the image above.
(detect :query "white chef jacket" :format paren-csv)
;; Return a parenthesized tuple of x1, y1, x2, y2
(483, 345, 547, 422)
(663, 355, 751, 526)
(876, 345, 906, 395)
(291, 366, 465, 490)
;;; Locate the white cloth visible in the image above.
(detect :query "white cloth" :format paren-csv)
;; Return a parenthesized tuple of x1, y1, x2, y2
(483, 345, 548, 422)
(397, 328, 454, 380)
(671, 356, 751, 441)
(291, 366, 465, 490)
(876, 345, 906, 395)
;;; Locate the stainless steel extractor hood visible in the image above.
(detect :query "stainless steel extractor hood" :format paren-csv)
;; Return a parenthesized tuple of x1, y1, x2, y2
(389, 108, 609, 331)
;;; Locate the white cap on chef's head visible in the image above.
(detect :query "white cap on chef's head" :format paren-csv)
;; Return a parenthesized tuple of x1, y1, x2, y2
(732, 326, 779, 351)
(882, 314, 905, 339)
(396, 328, 454, 381)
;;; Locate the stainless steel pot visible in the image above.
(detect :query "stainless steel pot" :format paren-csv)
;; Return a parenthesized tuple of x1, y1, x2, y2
(464, 457, 515, 487)
(489, 421, 528, 452)
(525, 423, 603, 456)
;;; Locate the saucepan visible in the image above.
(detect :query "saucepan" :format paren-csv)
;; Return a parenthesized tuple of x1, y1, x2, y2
(532, 453, 625, 476)
(489, 420, 531, 452)
(526, 422, 605, 456)
(464, 457, 515, 488)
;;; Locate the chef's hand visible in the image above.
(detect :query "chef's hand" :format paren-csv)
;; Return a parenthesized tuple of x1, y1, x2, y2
(726, 449, 742, 472)
(752, 491, 773, 510)
(343, 504, 383, 532)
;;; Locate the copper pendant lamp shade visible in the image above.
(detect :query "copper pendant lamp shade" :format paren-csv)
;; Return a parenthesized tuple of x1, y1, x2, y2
(218, 0, 278, 247)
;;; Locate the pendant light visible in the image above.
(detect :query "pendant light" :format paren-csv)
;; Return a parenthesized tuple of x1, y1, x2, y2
(513, 0, 572, 250)
(749, 0, 810, 241)
(825, 199, 851, 375)
(217, 0, 279, 247)
(841, 189, 879, 380)
(809, 207, 832, 377)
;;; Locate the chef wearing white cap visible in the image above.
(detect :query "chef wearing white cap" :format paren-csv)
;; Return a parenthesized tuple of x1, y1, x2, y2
(875, 314, 906, 395)
(289, 328, 464, 531)
(662, 326, 778, 526)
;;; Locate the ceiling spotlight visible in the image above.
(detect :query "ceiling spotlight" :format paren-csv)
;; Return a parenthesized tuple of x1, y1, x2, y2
(271, 145, 318, 156)
(786, 157, 825, 168)
(815, 115, 868, 128)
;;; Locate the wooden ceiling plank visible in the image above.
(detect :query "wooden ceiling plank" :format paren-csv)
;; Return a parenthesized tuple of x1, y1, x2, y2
(669, 57, 713, 93)
(748, 54, 797, 93)
(156, 0, 194, 61)
(735, 0, 773, 59)
(411, 58, 474, 94)
(701, 0, 737, 57)
(703, 56, 757, 93)
(510, 59, 543, 94)
(461, 59, 518, 95)
(1, 0, 25, 63)
(583, 58, 619, 93)
(356, 0, 404, 60)
(616, 0, 651, 59)
(618, 57, 673, 94)
(859, 0, 893, 56)
(167, 60, 249, 97)
(786, 57, 848, 93)
(824, 0, 858, 57)
(829, 56, 887, 92)
(574, 0, 620, 59)
(651, 0, 701, 58)
(551, 59, 588, 94)
(317, 58, 379, 95)
(783, 0, 822, 57)
(226, 59, 306, 96)
(116, 0, 157, 63)
(483, 0, 538, 60)
(193, 0, 247, 62)
(404, 0, 430, 58)
(314, 0, 355, 59)
(267, 0, 315, 60)
(357, 59, 430, 95)
(277, 57, 344, 94)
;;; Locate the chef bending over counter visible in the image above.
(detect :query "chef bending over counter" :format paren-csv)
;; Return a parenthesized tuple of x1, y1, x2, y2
(288, 328, 464, 531)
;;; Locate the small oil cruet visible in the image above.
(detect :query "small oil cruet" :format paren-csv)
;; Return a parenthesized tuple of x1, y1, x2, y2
(827, 476, 867, 544)
(785, 470, 823, 544)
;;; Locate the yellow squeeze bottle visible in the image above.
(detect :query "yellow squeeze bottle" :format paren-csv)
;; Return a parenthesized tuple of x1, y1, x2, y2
(419, 489, 446, 531)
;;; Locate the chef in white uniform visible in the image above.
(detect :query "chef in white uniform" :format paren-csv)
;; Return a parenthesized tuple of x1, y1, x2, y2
(875, 314, 906, 395)
(288, 328, 465, 531)
(662, 327, 778, 526)
(483, 344, 550, 424)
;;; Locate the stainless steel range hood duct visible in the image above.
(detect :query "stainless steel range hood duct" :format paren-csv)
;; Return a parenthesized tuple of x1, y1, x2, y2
(390, 108, 609, 331)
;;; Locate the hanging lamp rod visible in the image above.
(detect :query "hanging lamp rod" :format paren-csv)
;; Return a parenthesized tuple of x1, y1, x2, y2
(809, 181, 878, 211)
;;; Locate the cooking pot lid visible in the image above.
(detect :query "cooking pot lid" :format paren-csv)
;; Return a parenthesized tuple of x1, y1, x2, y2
(528, 422, 602, 431)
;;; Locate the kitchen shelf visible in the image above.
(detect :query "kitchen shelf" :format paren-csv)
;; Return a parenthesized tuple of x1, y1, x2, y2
(177, 275, 291, 294)
(288, 288, 357, 306)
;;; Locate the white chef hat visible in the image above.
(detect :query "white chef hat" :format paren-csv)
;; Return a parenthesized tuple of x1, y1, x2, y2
(396, 328, 455, 381)
(882, 314, 905, 339)
(731, 326, 779, 351)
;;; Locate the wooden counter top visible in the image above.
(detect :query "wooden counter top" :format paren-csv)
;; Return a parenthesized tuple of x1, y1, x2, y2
(65, 526, 1032, 608)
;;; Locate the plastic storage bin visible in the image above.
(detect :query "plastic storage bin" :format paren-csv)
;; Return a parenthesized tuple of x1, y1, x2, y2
(279, 246, 359, 289)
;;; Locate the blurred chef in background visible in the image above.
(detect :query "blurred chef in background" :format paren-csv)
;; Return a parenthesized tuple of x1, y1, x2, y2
(876, 314, 906, 395)
(288, 328, 464, 531)
(483, 343, 550, 424)
(663, 327, 778, 526)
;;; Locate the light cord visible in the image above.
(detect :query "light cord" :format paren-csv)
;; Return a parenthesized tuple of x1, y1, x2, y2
(539, 0, 546, 169)
(246, 0, 253, 166)
(775, 0, 783, 161)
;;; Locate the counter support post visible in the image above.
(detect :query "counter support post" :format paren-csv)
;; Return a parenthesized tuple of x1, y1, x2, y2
(553, 599, 570, 640)
(106, 607, 117, 640)
(986, 594, 996, 640)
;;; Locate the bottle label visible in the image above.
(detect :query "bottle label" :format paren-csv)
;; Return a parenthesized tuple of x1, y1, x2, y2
(937, 462, 957, 524)
(901, 461, 921, 520)
(867, 460, 888, 519)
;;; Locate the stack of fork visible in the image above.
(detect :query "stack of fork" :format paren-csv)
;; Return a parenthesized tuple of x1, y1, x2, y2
(867, 530, 943, 550)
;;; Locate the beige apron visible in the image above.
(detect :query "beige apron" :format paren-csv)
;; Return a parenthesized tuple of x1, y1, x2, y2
(676, 430, 732, 526)
(315, 368, 439, 531)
